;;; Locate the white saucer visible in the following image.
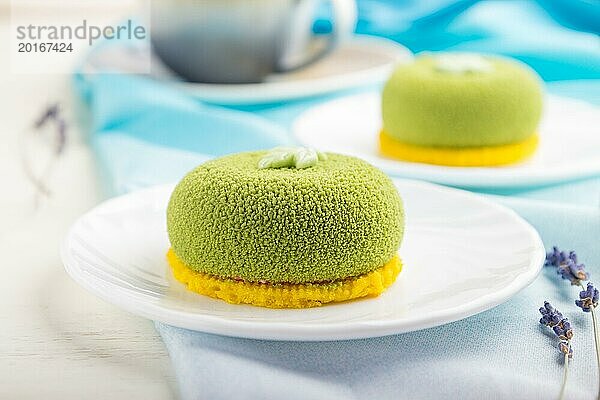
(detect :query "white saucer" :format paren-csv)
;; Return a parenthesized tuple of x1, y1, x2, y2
(173, 35, 412, 105)
(293, 92, 600, 188)
(82, 35, 410, 105)
(61, 180, 544, 341)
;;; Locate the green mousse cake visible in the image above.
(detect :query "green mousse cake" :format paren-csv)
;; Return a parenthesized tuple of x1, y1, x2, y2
(380, 53, 543, 166)
(166, 148, 405, 308)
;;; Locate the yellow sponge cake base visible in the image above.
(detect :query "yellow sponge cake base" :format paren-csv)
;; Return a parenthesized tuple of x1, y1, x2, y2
(167, 249, 402, 309)
(379, 130, 538, 167)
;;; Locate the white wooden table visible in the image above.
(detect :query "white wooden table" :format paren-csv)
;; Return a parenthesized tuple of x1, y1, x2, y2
(0, 4, 176, 399)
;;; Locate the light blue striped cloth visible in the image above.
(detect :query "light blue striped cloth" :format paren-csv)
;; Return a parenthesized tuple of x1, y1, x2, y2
(74, 0, 600, 398)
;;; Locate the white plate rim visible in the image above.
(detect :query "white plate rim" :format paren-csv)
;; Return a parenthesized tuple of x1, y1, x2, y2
(61, 179, 545, 341)
(292, 92, 600, 188)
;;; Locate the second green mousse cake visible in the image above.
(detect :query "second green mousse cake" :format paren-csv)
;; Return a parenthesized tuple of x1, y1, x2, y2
(382, 53, 543, 148)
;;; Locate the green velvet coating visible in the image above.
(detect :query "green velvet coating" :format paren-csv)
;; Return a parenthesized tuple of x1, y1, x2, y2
(167, 152, 404, 284)
(382, 54, 543, 147)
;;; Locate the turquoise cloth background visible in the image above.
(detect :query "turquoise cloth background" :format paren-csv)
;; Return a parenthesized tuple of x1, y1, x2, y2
(74, 0, 600, 398)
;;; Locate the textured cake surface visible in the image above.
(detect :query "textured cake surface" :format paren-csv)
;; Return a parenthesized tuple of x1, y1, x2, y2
(382, 54, 543, 147)
(167, 151, 404, 284)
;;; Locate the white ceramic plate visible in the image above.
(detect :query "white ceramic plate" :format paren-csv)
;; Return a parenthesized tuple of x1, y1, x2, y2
(293, 92, 600, 188)
(62, 180, 544, 341)
(174, 36, 412, 105)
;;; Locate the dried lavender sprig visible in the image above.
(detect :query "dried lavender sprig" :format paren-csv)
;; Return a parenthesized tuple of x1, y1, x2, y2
(540, 301, 573, 400)
(20, 103, 69, 208)
(547, 247, 599, 400)
(577, 282, 600, 400)
(545, 247, 589, 285)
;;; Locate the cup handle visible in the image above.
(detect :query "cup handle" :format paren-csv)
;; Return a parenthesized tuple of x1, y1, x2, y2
(276, 0, 358, 72)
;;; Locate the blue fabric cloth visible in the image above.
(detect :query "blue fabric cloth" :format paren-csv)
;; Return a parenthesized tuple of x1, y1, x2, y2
(74, 0, 600, 398)
(354, 0, 600, 81)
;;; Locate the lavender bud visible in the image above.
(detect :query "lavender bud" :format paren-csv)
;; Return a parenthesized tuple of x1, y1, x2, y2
(576, 282, 599, 312)
(558, 341, 573, 359)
